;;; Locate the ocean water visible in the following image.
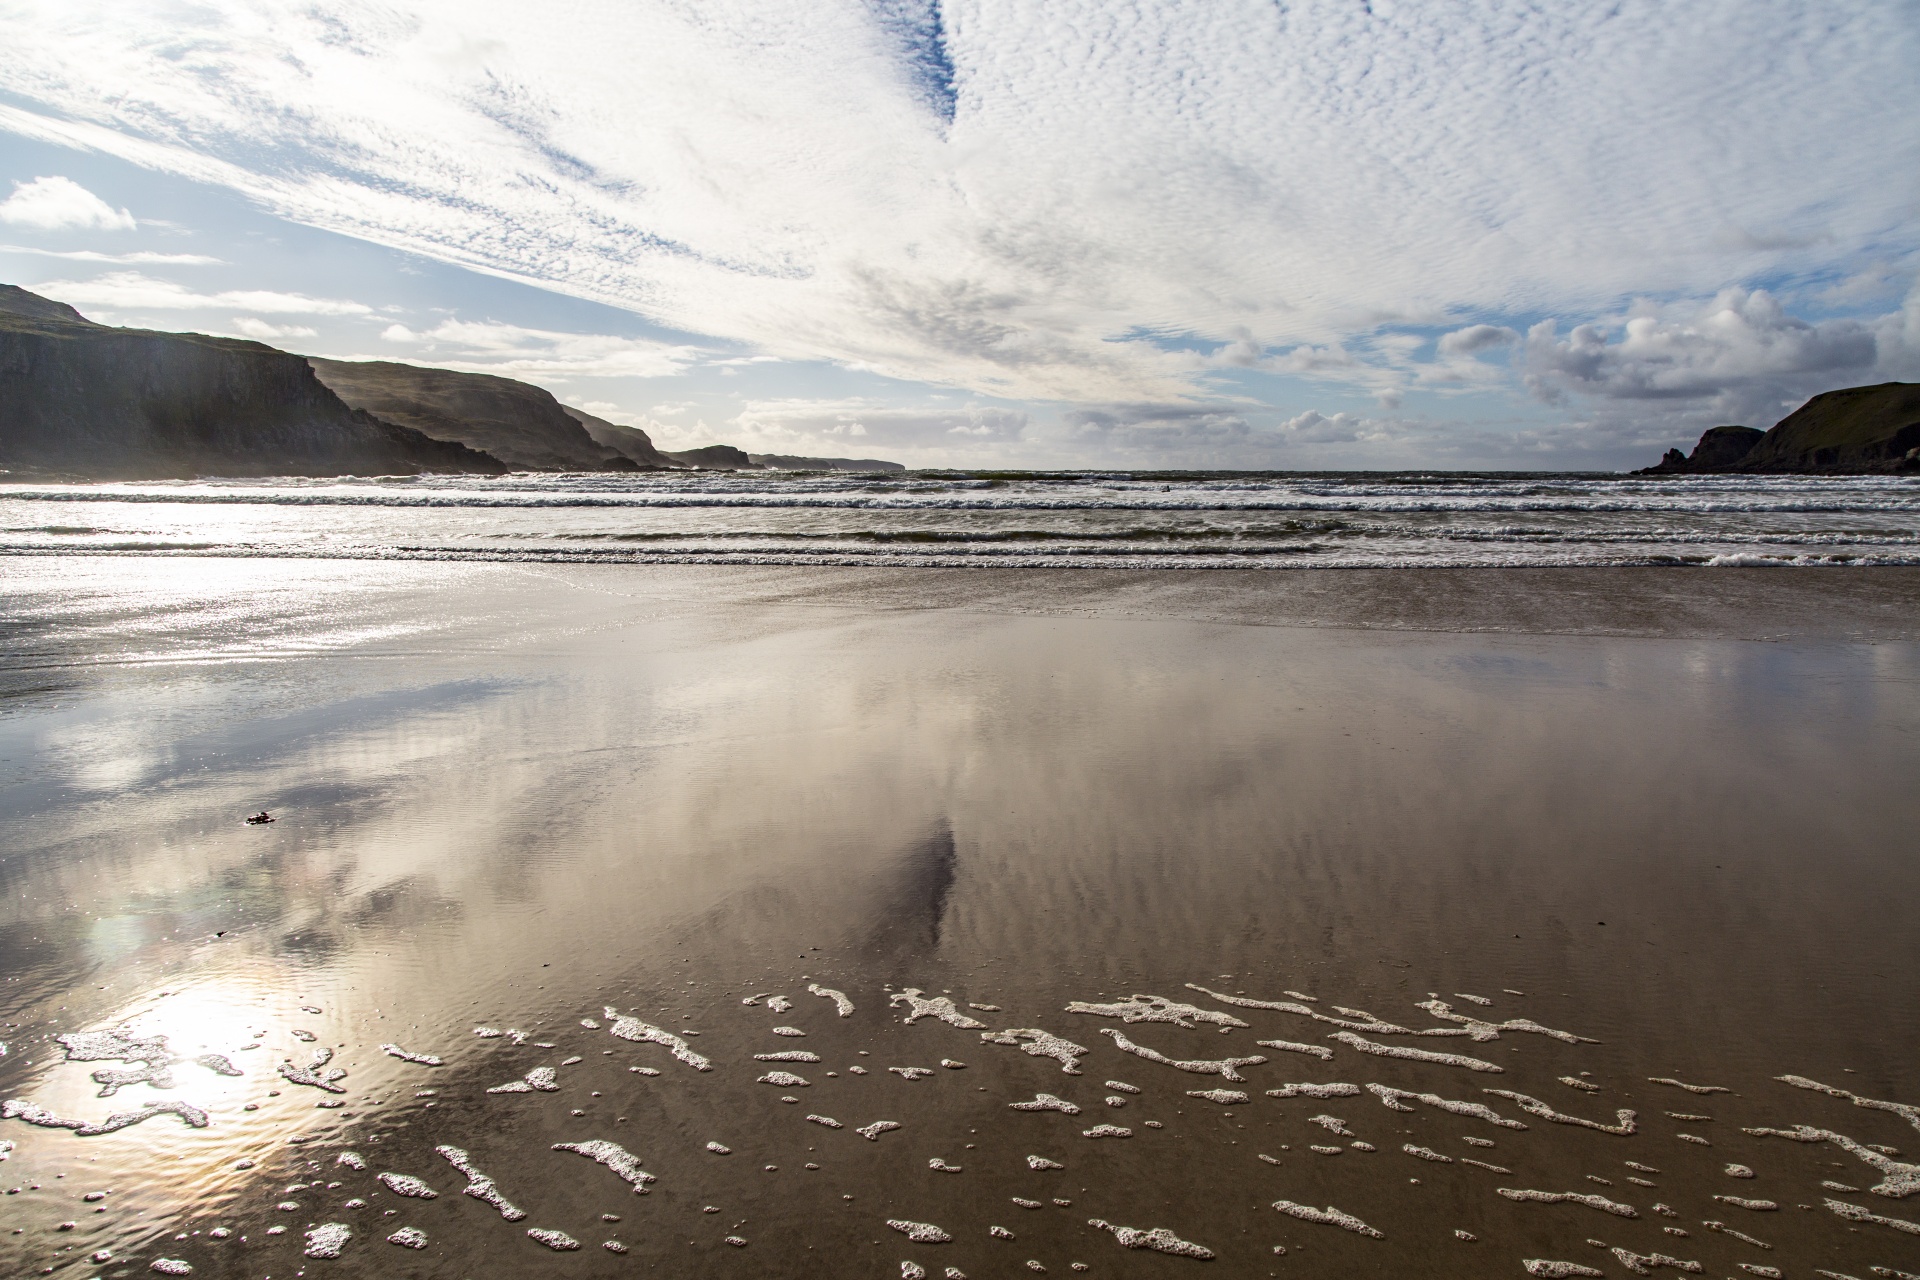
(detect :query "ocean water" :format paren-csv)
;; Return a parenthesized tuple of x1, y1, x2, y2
(3, 470, 1918, 567)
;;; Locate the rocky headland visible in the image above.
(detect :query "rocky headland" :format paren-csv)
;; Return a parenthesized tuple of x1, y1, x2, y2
(0, 284, 904, 480)
(1637, 382, 1920, 475)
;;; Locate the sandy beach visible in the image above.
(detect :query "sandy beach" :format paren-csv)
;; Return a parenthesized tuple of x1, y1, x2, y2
(1, 560, 1917, 1278)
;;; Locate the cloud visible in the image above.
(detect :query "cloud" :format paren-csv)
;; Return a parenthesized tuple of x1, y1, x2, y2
(31, 270, 373, 315)
(729, 398, 1028, 451)
(0, 244, 219, 265)
(0, 175, 134, 231)
(1437, 324, 1519, 357)
(389, 319, 704, 378)
(1520, 287, 1883, 424)
(229, 316, 317, 339)
(0, 1, 1911, 409)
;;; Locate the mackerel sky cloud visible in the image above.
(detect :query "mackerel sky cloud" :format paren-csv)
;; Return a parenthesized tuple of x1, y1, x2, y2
(1, 0, 1916, 466)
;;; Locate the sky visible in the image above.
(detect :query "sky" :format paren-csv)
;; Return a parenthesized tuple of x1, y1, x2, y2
(1, 0, 1917, 471)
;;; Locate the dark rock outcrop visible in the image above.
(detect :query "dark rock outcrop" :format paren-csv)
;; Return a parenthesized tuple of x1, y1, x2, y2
(561, 405, 674, 468)
(309, 359, 639, 472)
(664, 444, 758, 469)
(0, 285, 505, 480)
(1735, 382, 1920, 473)
(1636, 383, 1920, 475)
(749, 453, 907, 473)
(1636, 425, 1764, 474)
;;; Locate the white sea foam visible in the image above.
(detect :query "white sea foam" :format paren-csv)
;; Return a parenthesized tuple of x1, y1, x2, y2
(767, 997, 793, 1014)
(1271, 1201, 1383, 1238)
(2, 1097, 208, 1135)
(89, 1063, 173, 1095)
(1825, 1199, 1920, 1234)
(1308, 1114, 1354, 1136)
(901, 1265, 926, 1280)
(706, 1142, 731, 1154)
(303, 1223, 350, 1258)
(387, 1227, 427, 1249)
(1485, 1090, 1636, 1134)
(941, 1059, 966, 1069)
(149, 1259, 193, 1274)
(1310, 1144, 1342, 1154)
(1330, 1033, 1501, 1071)
(1256, 1038, 1335, 1060)
(1648, 1078, 1730, 1094)
(1188, 1089, 1248, 1104)
(1027, 1155, 1063, 1169)
(890, 1067, 934, 1080)
(807, 1114, 842, 1128)
(1714, 1195, 1777, 1211)
(891, 990, 986, 1028)
(809, 985, 855, 1016)
(755, 1051, 820, 1062)
(1462, 1157, 1512, 1172)
(528, 1228, 582, 1250)
(1267, 1082, 1360, 1098)
(1087, 1218, 1214, 1258)
(278, 1046, 347, 1093)
(1403, 1145, 1452, 1162)
(1677, 1133, 1710, 1145)
(1703, 1220, 1773, 1248)
(1067, 995, 1247, 1031)
(928, 1158, 961, 1173)
(1084, 1124, 1131, 1138)
(888, 1219, 951, 1243)
(759, 1071, 810, 1087)
(1560, 1076, 1602, 1092)
(487, 1065, 559, 1093)
(1497, 1189, 1638, 1218)
(436, 1145, 526, 1221)
(1611, 1247, 1704, 1274)
(1013, 1197, 1042, 1208)
(1100, 1029, 1265, 1081)
(1744, 1126, 1919, 1197)
(604, 1009, 712, 1070)
(981, 1030, 1089, 1074)
(553, 1140, 656, 1193)
(857, 1121, 902, 1140)
(1366, 1084, 1527, 1128)
(1524, 1261, 1604, 1277)
(773, 1026, 807, 1037)
(377, 1173, 437, 1198)
(60, 1028, 170, 1064)
(1778, 1076, 1920, 1134)
(1414, 1000, 1596, 1043)
(1463, 1136, 1496, 1147)
(337, 1151, 366, 1169)
(380, 1044, 443, 1066)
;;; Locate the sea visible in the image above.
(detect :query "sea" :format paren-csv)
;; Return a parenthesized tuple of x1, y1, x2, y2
(3, 469, 1918, 568)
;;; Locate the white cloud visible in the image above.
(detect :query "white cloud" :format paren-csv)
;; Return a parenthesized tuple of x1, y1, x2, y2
(390, 319, 704, 378)
(1521, 287, 1883, 424)
(0, 175, 134, 231)
(229, 316, 317, 339)
(728, 398, 1028, 453)
(0, 244, 218, 264)
(0, 0, 1911, 412)
(1437, 325, 1519, 357)
(32, 270, 373, 315)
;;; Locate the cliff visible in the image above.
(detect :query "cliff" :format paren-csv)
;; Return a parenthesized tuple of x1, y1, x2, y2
(561, 405, 674, 468)
(1636, 383, 1920, 475)
(309, 359, 640, 472)
(0, 286, 505, 480)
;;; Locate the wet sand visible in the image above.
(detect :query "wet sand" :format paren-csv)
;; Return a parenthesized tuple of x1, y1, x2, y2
(1, 559, 1917, 1279)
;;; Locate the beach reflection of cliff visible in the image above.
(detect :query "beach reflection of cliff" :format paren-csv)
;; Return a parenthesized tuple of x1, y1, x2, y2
(858, 820, 958, 957)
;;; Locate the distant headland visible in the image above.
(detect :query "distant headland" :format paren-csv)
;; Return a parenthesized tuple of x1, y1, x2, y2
(1635, 382, 1920, 476)
(0, 284, 904, 480)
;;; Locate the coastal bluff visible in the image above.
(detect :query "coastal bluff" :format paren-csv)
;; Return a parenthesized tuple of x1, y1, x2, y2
(0, 285, 504, 480)
(1637, 382, 1920, 475)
